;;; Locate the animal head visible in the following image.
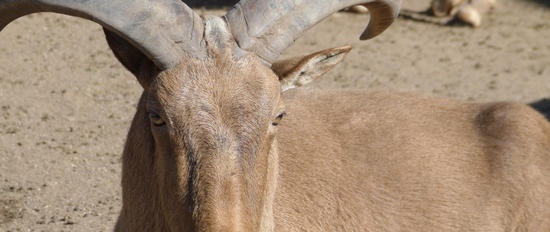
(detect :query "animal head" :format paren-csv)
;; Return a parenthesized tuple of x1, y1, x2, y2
(0, 0, 400, 230)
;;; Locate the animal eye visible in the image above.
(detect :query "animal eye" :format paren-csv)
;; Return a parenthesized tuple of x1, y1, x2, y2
(149, 112, 166, 127)
(272, 112, 286, 126)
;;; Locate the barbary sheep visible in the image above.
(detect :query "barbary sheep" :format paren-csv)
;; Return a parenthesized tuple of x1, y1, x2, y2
(1, 0, 549, 231)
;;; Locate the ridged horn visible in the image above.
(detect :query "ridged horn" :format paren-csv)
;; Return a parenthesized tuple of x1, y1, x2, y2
(0, 0, 205, 70)
(224, 0, 402, 64)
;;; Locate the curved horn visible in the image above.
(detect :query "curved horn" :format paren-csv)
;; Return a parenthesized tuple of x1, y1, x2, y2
(0, 0, 205, 70)
(225, 0, 402, 64)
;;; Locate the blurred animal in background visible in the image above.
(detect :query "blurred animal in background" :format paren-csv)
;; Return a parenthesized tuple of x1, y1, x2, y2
(430, 0, 496, 27)
(346, 0, 497, 27)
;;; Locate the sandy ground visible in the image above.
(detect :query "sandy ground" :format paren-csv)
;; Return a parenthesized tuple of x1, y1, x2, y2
(0, 0, 549, 231)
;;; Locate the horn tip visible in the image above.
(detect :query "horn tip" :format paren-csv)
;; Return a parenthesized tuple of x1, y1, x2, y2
(359, 28, 380, 40)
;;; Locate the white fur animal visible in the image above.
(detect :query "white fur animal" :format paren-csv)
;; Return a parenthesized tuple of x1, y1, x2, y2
(432, 0, 497, 27)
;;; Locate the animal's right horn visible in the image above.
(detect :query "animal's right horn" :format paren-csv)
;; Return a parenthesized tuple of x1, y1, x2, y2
(225, 0, 402, 64)
(0, 0, 205, 70)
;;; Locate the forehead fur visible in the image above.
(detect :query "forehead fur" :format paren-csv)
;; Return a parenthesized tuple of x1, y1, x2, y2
(146, 21, 282, 150)
(149, 56, 281, 167)
(149, 16, 281, 115)
(145, 16, 282, 160)
(151, 55, 279, 115)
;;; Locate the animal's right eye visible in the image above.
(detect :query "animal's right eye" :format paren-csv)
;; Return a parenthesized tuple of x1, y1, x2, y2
(272, 111, 286, 126)
(149, 112, 166, 127)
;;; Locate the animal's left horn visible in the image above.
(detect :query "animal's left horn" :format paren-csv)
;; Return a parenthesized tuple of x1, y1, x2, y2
(225, 0, 402, 64)
(0, 0, 204, 70)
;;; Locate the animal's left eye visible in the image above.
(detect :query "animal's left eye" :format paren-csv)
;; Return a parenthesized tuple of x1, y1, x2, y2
(272, 112, 286, 126)
(149, 112, 166, 127)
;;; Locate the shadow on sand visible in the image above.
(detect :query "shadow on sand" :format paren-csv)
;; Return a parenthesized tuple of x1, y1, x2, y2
(530, 0, 550, 7)
(530, 98, 550, 121)
(185, 0, 238, 8)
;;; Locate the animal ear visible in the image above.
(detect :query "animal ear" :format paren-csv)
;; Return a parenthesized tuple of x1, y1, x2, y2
(272, 46, 352, 92)
(104, 29, 158, 88)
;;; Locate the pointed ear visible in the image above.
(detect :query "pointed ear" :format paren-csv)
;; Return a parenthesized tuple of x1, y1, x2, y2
(104, 29, 158, 88)
(272, 46, 352, 92)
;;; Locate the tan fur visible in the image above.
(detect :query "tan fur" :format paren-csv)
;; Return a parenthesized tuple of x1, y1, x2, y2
(275, 89, 550, 231)
(112, 10, 549, 232)
(115, 46, 550, 232)
(115, 18, 284, 231)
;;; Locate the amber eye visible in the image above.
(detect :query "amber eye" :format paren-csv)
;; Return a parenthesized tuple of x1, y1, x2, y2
(149, 112, 166, 127)
(272, 112, 286, 126)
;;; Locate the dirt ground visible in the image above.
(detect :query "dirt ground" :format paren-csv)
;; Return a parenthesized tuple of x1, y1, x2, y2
(0, 0, 549, 231)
